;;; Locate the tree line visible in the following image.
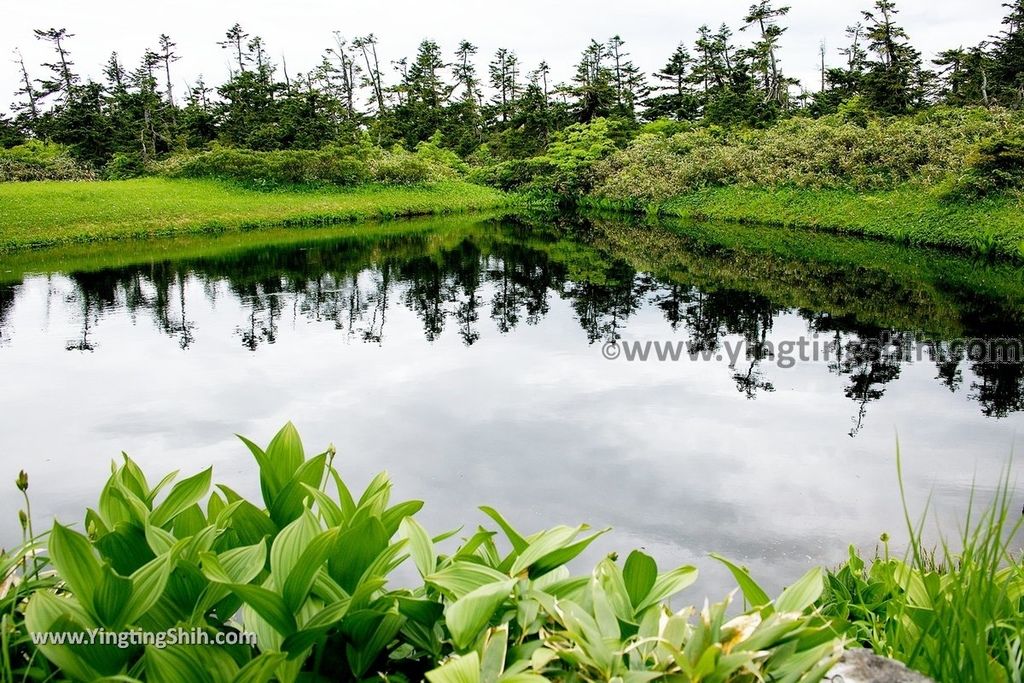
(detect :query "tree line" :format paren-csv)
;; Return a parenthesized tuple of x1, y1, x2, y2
(3, 0, 1024, 167)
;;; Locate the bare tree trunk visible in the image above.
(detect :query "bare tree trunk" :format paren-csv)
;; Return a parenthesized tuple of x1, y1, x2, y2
(15, 51, 39, 120)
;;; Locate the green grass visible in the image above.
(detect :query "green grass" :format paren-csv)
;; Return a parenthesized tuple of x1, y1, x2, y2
(0, 212, 511, 285)
(819, 453, 1024, 682)
(0, 178, 512, 253)
(638, 185, 1024, 261)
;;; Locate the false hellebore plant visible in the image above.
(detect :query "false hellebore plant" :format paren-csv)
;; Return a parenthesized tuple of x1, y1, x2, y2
(1, 423, 843, 682)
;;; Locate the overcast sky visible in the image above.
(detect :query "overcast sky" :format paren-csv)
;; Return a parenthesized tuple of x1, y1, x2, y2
(2, 0, 1011, 114)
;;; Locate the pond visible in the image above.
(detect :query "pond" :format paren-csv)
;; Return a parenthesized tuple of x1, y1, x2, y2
(1, 212, 1022, 597)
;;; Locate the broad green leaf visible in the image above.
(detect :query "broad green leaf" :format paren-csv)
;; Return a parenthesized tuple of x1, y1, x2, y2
(49, 522, 103, 611)
(24, 592, 107, 681)
(230, 584, 296, 636)
(93, 564, 133, 628)
(118, 454, 148, 494)
(594, 559, 633, 623)
(342, 609, 407, 677)
(150, 468, 212, 528)
(301, 483, 345, 527)
(446, 579, 516, 651)
(590, 578, 620, 640)
(304, 596, 353, 629)
(892, 561, 933, 609)
(426, 562, 510, 599)
(145, 645, 216, 683)
(328, 467, 357, 522)
(237, 434, 278, 508)
(182, 525, 220, 562)
(775, 566, 824, 614)
(172, 504, 208, 538)
(427, 652, 481, 683)
(107, 481, 151, 526)
(401, 517, 436, 577)
(478, 507, 528, 553)
(453, 528, 499, 561)
(270, 510, 322, 583)
(623, 550, 658, 608)
(710, 553, 772, 611)
(280, 597, 352, 655)
(480, 624, 508, 683)
(528, 528, 609, 577)
(356, 471, 392, 510)
(216, 539, 268, 583)
(395, 595, 444, 625)
(124, 550, 175, 624)
(381, 500, 425, 536)
(264, 423, 305, 496)
(269, 453, 327, 527)
(232, 653, 287, 683)
(206, 490, 225, 521)
(94, 523, 155, 575)
(636, 565, 698, 612)
(146, 469, 181, 507)
(282, 529, 339, 611)
(145, 524, 177, 556)
(509, 526, 582, 576)
(217, 494, 276, 546)
(196, 539, 268, 617)
(328, 516, 389, 593)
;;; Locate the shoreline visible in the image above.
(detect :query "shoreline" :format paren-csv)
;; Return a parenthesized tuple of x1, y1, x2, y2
(584, 185, 1024, 262)
(0, 177, 514, 253)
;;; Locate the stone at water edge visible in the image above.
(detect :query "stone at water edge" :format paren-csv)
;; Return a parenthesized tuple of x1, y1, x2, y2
(827, 649, 934, 683)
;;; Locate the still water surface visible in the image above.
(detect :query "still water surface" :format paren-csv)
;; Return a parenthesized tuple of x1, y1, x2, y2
(1, 214, 1021, 596)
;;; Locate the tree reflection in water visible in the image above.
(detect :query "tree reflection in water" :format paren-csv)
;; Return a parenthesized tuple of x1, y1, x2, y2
(2, 215, 1024, 431)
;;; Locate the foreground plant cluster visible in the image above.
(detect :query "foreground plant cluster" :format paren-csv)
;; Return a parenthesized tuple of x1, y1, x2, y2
(1, 425, 1022, 682)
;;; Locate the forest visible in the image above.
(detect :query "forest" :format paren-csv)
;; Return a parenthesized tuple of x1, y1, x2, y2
(1, 0, 1022, 181)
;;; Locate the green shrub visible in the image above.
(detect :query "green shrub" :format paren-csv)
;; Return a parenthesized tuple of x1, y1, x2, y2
(947, 133, 1024, 199)
(157, 142, 463, 188)
(415, 132, 469, 175)
(158, 146, 372, 187)
(639, 118, 696, 137)
(472, 118, 625, 197)
(1, 423, 843, 682)
(0, 141, 96, 182)
(103, 152, 148, 180)
(592, 108, 1024, 203)
(366, 146, 458, 185)
(466, 157, 553, 191)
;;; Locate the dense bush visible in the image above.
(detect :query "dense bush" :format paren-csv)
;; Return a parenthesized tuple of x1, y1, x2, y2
(592, 108, 1024, 203)
(466, 157, 554, 192)
(947, 132, 1024, 199)
(156, 146, 372, 187)
(1, 424, 844, 682)
(103, 152, 149, 180)
(0, 141, 96, 182)
(470, 118, 625, 197)
(158, 138, 461, 188)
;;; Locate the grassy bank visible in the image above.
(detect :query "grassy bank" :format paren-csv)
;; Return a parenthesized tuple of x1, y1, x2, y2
(0, 213, 509, 285)
(655, 186, 1024, 259)
(0, 178, 511, 253)
(592, 185, 1024, 261)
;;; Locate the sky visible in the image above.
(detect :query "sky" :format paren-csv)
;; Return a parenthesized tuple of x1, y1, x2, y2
(1, 0, 1012, 115)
